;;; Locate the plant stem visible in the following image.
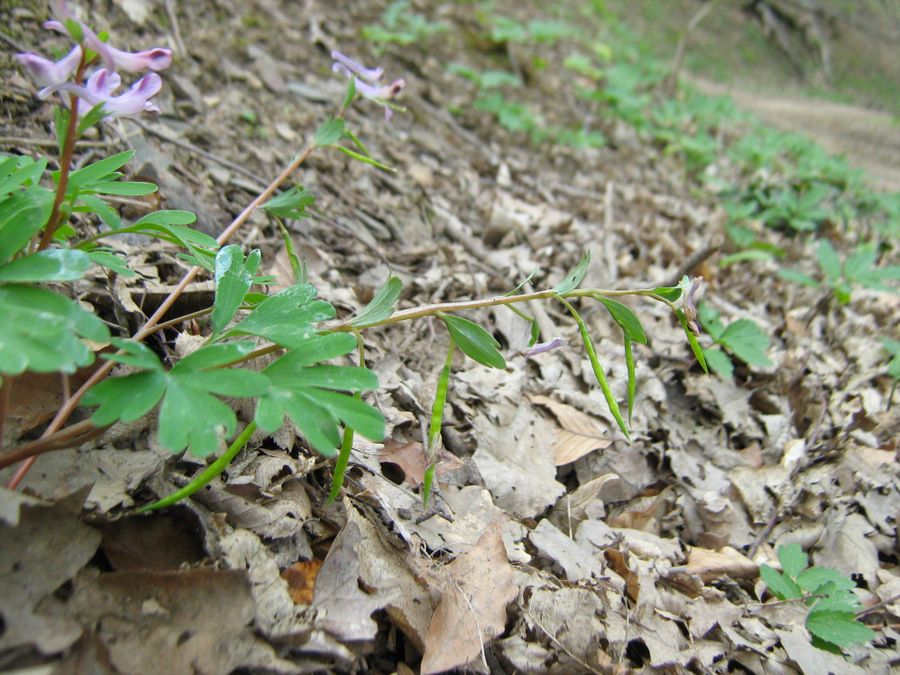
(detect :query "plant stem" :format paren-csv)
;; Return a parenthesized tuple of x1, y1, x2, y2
(139, 421, 258, 511)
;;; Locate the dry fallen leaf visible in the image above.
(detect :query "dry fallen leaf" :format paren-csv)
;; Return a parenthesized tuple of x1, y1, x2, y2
(684, 546, 758, 582)
(379, 439, 464, 486)
(282, 558, 324, 605)
(312, 520, 388, 643)
(529, 394, 612, 465)
(420, 519, 518, 674)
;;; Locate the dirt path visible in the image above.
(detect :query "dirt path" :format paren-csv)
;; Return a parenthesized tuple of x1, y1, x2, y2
(693, 77, 900, 192)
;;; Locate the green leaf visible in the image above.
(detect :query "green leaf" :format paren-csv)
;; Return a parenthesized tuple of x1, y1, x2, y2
(815, 239, 842, 283)
(624, 337, 636, 422)
(0, 156, 47, 197)
(0, 284, 110, 376)
(843, 243, 878, 282)
(85, 248, 136, 277)
(256, 334, 383, 454)
(260, 186, 316, 220)
(352, 275, 402, 326)
(65, 151, 134, 191)
(0, 185, 55, 263)
(777, 268, 821, 288)
(719, 249, 776, 266)
(718, 319, 773, 368)
(102, 338, 165, 370)
(598, 298, 647, 344)
(553, 252, 590, 295)
(77, 193, 121, 229)
(759, 564, 802, 600)
(314, 118, 346, 148)
(795, 566, 853, 595)
(440, 314, 506, 369)
(84, 370, 168, 425)
(702, 346, 734, 379)
(86, 342, 268, 457)
(341, 75, 357, 112)
(211, 245, 259, 335)
(76, 103, 108, 136)
(806, 611, 876, 648)
(225, 283, 335, 348)
(0, 249, 92, 282)
(777, 543, 808, 580)
(651, 286, 682, 302)
(87, 180, 157, 197)
(676, 309, 708, 373)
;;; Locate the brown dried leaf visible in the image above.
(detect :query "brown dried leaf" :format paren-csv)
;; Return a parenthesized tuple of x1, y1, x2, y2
(379, 440, 464, 486)
(684, 546, 758, 582)
(420, 520, 517, 674)
(529, 394, 612, 465)
(282, 559, 323, 605)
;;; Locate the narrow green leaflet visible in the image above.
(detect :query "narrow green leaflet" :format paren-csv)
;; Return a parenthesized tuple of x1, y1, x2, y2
(85, 248, 135, 277)
(0, 284, 110, 376)
(440, 313, 506, 369)
(553, 252, 590, 295)
(224, 283, 335, 347)
(651, 285, 682, 303)
(676, 309, 708, 373)
(256, 333, 383, 455)
(815, 239, 842, 284)
(86, 180, 157, 197)
(85, 341, 268, 457)
(75, 193, 120, 228)
(0, 185, 55, 263)
(0, 249, 92, 282)
(598, 298, 647, 344)
(0, 156, 47, 197)
(76, 102, 108, 136)
(314, 118, 346, 148)
(777, 268, 820, 288)
(352, 275, 402, 326)
(260, 186, 316, 220)
(63, 150, 134, 192)
(211, 245, 260, 335)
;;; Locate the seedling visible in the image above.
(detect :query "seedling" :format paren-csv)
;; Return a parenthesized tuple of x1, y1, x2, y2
(760, 543, 876, 653)
(697, 304, 773, 378)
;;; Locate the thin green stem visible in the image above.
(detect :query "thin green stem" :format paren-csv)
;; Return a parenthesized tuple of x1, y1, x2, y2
(423, 341, 454, 504)
(327, 330, 366, 504)
(139, 421, 258, 511)
(558, 297, 631, 442)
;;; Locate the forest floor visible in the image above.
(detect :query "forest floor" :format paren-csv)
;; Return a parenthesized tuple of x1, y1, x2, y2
(2, 1, 900, 674)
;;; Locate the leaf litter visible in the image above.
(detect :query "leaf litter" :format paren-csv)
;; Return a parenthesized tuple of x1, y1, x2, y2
(2, 0, 900, 672)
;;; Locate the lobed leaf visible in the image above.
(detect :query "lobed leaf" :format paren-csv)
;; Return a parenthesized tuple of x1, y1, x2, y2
(0, 185, 55, 263)
(0, 284, 110, 376)
(718, 319, 773, 368)
(806, 611, 876, 648)
(314, 118, 347, 148)
(225, 283, 335, 348)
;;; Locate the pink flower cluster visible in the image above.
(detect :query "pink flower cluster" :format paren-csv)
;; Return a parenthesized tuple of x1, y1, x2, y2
(15, 0, 172, 117)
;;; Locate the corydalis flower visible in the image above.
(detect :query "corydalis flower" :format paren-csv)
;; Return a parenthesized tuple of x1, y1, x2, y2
(15, 0, 172, 118)
(331, 51, 405, 121)
(683, 276, 703, 337)
(521, 337, 568, 358)
(41, 70, 163, 116)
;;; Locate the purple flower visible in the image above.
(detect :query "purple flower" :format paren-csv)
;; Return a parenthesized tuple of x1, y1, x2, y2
(521, 337, 568, 358)
(40, 70, 163, 116)
(15, 45, 83, 87)
(43, 18, 172, 75)
(331, 50, 405, 121)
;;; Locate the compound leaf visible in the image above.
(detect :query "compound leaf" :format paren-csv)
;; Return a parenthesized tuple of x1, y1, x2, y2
(0, 248, 92, 282)
(225, 283, 335, 348)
